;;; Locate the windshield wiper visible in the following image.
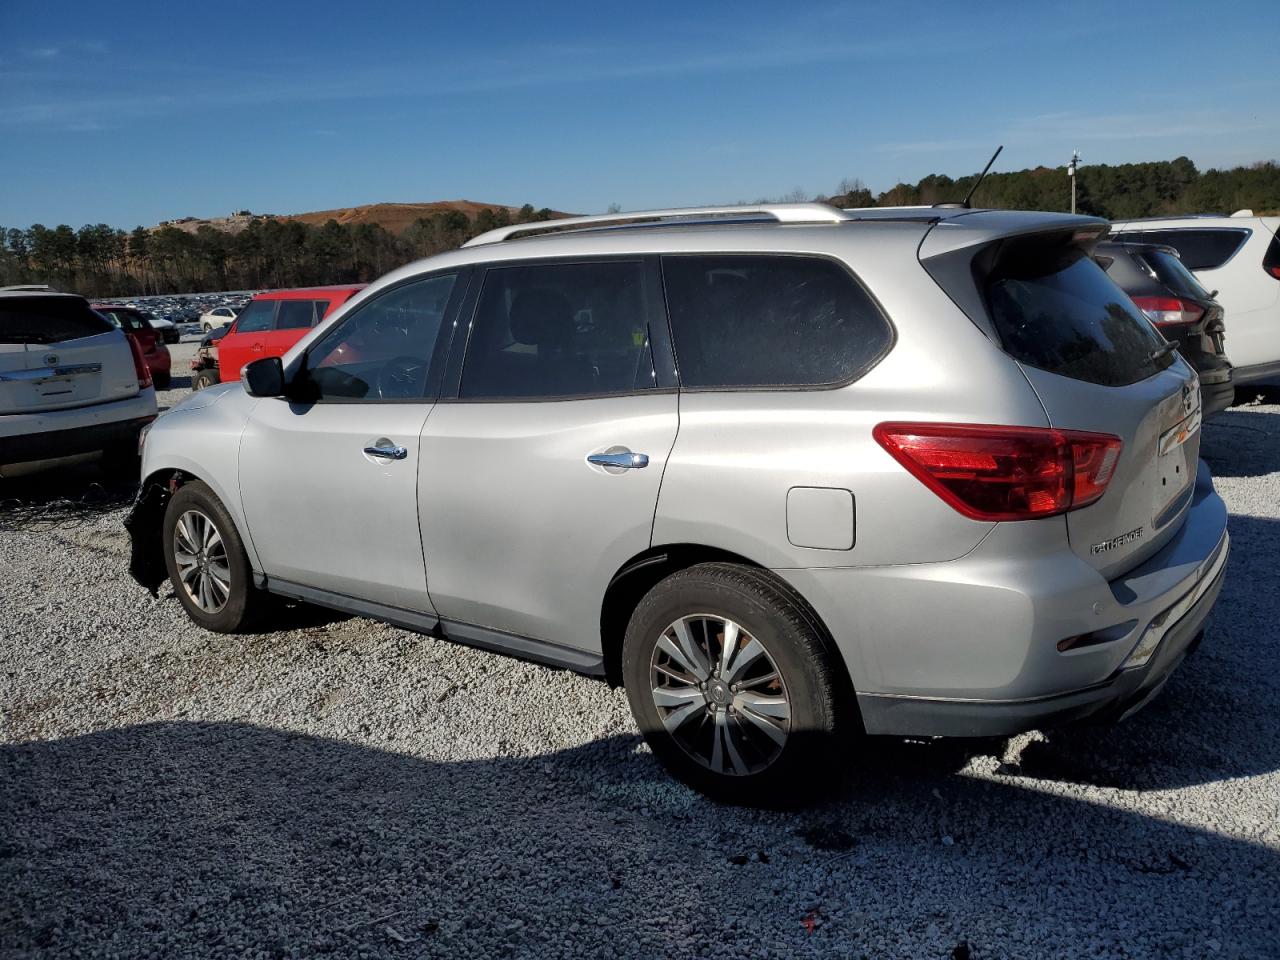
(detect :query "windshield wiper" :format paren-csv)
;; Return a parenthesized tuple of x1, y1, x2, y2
(1149, 341, 1179, 363)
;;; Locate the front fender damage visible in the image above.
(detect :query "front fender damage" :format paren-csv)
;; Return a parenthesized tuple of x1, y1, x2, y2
(123, 479, 171, 596)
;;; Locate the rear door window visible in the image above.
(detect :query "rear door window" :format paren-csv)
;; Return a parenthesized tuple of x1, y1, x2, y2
(661, 254, 891, 389)
(276, 300, 318, 330)
(459, 260, 655, 400)
(0, 296, 114, 344)
(233, 300, 276, 333)
(986, 240, 1174, 387)
(1134, 229, 1250, 270)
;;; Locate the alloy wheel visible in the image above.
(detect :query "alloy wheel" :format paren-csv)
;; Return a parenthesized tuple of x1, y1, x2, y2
(172, 509, 231, 614)
(649, 614, 791, 776)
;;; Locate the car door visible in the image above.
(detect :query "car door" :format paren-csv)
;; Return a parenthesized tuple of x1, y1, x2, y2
(217, 298, 276, 382)
(419, 257, 679, 653)
(238, 272, 466, 613)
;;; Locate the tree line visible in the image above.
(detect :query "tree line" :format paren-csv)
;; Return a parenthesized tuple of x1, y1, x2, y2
(3, 157, 1277, 298)
(0, 204, 558, 299)
(823, 157, 1280, 221)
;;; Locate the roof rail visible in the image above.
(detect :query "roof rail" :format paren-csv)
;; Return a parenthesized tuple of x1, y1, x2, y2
(462, 202, 852, 247)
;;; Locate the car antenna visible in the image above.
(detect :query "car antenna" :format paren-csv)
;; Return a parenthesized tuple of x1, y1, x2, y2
(935, 145, 1003, 209)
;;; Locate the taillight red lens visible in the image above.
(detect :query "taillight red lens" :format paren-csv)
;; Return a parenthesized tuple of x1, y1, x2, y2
(873, 422, 1122, 521)
(126, 334, 153, 389)
(1131, 295, 1204, 328)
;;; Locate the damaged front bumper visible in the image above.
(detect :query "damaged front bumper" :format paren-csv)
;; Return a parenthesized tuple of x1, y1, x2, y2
(123, 479, 171, 596)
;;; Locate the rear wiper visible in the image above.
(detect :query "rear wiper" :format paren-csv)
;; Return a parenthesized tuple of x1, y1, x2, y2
(1149, 341, 1179, 363)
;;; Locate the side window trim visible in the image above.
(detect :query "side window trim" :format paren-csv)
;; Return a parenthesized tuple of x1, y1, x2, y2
(658, 251, 896, 393)
(299, 267, 471, 404)
(437, 254, 676, 402)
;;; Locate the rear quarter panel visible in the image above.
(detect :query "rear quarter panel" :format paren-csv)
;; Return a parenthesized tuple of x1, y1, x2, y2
(652, 233, 1051, 570)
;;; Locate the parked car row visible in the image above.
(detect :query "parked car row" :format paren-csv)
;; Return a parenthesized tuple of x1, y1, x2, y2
(125, 201, 1235, 803)
(95, 292, 256, 342)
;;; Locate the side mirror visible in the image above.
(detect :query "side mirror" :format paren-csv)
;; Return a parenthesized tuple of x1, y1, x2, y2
(242, 356, 285, 397)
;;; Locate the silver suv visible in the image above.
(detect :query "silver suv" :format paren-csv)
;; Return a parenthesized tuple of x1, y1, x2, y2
(127, 203, 1229, 801)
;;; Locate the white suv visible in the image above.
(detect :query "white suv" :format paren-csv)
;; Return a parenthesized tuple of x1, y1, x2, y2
(0, 291, 157, 470)
(1110, 212, 1280, 386)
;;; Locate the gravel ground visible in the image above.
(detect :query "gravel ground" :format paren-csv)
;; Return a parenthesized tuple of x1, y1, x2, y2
(2, 380, 1279, 959)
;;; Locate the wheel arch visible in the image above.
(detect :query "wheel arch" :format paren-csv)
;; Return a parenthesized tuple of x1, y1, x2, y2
(599, 544, 860, 711)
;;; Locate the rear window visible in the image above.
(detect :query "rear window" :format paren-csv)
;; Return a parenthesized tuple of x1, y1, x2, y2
(0, 296, 114, 345)
(1127, 229, 1250, 270)
(276, 299, 329, 330)
(1137, 250, 1212, 300)
(661, 254, 891, 389)
(986, 240, 1174, 387)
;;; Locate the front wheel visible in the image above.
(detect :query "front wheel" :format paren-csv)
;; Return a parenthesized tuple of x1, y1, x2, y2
(162, 480, 263, 632)
(191, 368, 218, 391)
(622, 563, 846, 804)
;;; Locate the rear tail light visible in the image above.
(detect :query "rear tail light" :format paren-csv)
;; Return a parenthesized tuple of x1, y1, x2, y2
(873, 422, 1123, 521)
(1131, 295, 1204, 328)
(1267, 265, 1280, 280)
(126, 335, 153, 389)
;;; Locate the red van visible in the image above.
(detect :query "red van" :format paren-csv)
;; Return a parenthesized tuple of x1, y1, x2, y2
(216, 285, 365, 383)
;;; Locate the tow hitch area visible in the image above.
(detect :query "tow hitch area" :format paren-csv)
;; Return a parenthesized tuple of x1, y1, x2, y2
(123, 480, 170, 596)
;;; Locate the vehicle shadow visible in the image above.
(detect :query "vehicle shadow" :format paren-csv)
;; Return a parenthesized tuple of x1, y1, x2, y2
(0, 456, 136, 531)
(1201, 406, 1280, 478)
(3, 721, 1276, 959)
(164, 373, 193, 391)
(993, 511, 1279, 792)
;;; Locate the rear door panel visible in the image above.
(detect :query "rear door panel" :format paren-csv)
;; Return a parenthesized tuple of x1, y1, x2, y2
(0, 332, 137, 414)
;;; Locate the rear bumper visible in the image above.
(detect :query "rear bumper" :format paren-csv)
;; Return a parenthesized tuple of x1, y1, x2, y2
(780, 459, 1230, 738)
(1, 391, 157, 465)
(855, 545, 1225, 737)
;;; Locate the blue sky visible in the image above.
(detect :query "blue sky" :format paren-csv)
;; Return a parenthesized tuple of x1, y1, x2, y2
(1, 0, 1276, 229)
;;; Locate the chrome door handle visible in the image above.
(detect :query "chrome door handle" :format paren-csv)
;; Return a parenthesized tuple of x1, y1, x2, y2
(587, 451, 649, 469)
(364, 443, 408, 460)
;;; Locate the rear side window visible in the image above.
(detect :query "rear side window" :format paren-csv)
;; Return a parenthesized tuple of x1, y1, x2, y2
(661, 255, 891, 389)
(1132, 229, 1250, 270)
(0, 296, 113, 345)
(986, 241, 1174, 387)
(460, 261, 655, 400)
(234, 299, 276, 333)
(276, 299, 329, 330)
(1137, 250, 1211, 300)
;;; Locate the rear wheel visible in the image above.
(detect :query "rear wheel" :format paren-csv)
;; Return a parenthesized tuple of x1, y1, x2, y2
(153, 370, 171, 390)
(162, 481, 263, 632)
(622, 562, 846, 804)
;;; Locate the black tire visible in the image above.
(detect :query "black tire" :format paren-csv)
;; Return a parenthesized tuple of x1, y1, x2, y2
(191, 369, 218, 392)
(153, 370, 171, 390)
(162, 480, 263, 632)
(622, 562, 847, 805)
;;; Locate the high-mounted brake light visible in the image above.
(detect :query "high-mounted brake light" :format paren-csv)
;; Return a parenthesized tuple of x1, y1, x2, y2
(126, 334, 153, 389)
(873, 422, 1123, 521)
(1131, 295, 1204, 328)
